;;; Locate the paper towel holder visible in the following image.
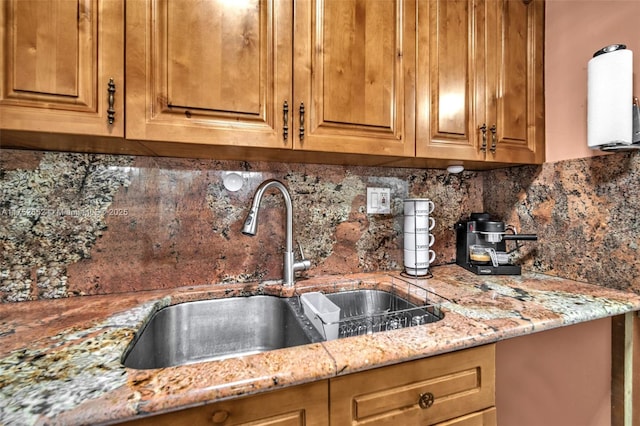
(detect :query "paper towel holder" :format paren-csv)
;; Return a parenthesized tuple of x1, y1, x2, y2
(587, 44, 637, 151)
(593, 44, 626, 57)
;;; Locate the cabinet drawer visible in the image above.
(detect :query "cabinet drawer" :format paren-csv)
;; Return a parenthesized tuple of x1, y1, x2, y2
(330, 344, 495, 425)
(121, 381, 328, 426)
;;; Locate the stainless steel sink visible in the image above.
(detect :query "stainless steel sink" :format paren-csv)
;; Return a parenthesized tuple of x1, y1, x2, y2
(123, 295, 313, 369)
(123, 289, 444, 369)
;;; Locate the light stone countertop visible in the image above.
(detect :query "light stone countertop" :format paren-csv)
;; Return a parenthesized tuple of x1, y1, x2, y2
(1, 264, 639, 425)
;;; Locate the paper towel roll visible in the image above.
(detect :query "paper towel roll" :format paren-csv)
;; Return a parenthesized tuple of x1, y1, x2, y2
(587, 48, 633, 148)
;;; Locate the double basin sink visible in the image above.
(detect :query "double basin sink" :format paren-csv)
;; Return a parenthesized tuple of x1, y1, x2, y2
(123, 290, 443, 370)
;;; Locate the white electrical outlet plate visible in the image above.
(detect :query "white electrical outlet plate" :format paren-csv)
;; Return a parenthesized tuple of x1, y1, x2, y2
(367, 187, 391, 214)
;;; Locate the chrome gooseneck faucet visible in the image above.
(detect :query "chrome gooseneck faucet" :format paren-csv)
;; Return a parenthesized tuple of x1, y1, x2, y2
(242, 179, 311, 286)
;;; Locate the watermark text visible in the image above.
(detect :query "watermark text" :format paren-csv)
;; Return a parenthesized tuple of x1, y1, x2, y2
(1, 208, 129, 218)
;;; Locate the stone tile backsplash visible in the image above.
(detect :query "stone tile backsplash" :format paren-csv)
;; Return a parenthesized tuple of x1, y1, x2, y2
(1, 150, 482, 301)
(2, 148, 639, 302)
(485, 151, 640, 293)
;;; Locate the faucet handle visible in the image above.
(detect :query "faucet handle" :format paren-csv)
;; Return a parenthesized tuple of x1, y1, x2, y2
(297, 242, 307, 260)
(294, 242, 311, 273)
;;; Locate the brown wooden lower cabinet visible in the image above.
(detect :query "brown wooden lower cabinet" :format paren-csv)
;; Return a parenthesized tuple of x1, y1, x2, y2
(122, 344, 495, 426)
(120, 380, 329, 426)
(330, 344, 495, 425)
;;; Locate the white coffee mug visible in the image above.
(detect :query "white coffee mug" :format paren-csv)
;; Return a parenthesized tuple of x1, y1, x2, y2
(404, 232, 435, 250)
(404, 215, 435, 233)
(403, 249, 436, 268)
(404, 198, 435, 216)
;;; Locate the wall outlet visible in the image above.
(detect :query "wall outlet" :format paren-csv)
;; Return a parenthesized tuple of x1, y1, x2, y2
(366, 187, 391, 214)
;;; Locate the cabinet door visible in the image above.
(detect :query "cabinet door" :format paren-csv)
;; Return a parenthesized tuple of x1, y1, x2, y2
(330, 344, 495, 425)
(416, 0, 485, 161)
(434, 408, 497, 426)
(121, 381, 329, 426)
(293, 0, 415, 157)
(0, 0, 124, 137)
(485, 0, 544, 164)
(126, 0, 292, 149)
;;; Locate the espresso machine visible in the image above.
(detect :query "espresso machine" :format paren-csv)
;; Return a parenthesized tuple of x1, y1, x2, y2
(455, 213, 538, 275)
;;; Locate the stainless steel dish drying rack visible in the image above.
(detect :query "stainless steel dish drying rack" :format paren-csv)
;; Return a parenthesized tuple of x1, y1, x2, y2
(299, 278, 445, 340)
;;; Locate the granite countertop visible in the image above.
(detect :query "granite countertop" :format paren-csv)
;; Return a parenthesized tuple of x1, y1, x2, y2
(2, 264, 640, 425)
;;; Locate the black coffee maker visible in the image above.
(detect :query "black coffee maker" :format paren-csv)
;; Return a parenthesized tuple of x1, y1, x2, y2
(454, 213, 538, 275)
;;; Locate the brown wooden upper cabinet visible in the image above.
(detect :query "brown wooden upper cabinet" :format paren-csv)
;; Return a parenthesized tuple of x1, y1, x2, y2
(293, 0, 416, 157)
(126, 0, 293, 149)
(125, 0, 416, 157)
(1, 0, 543, 166)
(416, 0, 544, 164)
(0, 0, 124, 137)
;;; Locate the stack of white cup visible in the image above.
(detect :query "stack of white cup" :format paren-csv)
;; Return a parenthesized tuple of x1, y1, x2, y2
(403, 198, 436, 276)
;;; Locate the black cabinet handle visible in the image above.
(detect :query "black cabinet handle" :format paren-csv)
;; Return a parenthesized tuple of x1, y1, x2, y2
(479, 123, 487, 152)
(418, 392, 435, 409)
(490, 124, 497, 153)
(107, 78, 116, 125)
(283, 100, 289, 142)
(299, 102, 305, 141)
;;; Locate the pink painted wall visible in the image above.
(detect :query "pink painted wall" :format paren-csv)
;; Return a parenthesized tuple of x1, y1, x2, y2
(496, 318, 612, 426)
(545, 0, 640, 163)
